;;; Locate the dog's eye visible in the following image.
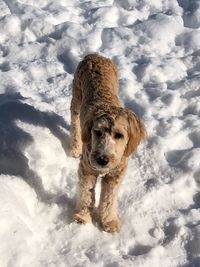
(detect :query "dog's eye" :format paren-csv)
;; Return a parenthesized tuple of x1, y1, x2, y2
(94, 130, 102, 137)
(114, 132, 123, 139)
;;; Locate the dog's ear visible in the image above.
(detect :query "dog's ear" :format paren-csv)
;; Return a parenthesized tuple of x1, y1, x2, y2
(81, 115, 93, 143)
(124, 111, 146, 157)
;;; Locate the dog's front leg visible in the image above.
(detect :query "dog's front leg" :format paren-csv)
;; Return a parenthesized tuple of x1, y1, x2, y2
(73, 165, 97, 224)
(70, 81, 82, 158)
(99, 173, 124, 233)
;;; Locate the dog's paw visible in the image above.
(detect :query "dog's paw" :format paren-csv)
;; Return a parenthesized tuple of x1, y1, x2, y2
(73, 211, 92, 224)
(69, 148, 82, 158)
(101, 219, 121, 233)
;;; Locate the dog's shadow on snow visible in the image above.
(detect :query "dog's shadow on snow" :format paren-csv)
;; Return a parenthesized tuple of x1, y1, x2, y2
(0, 92, 73, 207)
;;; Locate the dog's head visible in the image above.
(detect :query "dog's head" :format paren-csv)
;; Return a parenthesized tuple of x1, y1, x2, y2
(81, 105, 146, 173)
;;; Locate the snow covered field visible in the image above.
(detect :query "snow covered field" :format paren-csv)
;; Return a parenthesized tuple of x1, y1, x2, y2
(0, 0, 200, 266)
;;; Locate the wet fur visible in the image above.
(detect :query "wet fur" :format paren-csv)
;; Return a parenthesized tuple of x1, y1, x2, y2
(70, 54, 146, 233)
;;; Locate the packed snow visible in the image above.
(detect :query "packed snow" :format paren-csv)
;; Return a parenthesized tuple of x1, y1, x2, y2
(0, 0, 200, 266)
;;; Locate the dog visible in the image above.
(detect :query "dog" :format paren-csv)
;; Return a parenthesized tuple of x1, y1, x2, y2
(70, 53, 146, 233)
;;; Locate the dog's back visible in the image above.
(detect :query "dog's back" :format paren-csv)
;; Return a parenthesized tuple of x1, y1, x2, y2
(74, 54, 120, 108)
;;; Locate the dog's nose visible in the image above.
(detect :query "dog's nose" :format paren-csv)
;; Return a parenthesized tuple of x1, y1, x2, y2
(96, 155, 109, 166)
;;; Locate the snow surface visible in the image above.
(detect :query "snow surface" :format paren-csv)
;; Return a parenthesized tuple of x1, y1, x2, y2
(0, 0, 200, 266)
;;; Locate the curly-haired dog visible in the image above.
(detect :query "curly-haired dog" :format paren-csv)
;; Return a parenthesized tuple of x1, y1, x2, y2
(70, 54, 146, 233)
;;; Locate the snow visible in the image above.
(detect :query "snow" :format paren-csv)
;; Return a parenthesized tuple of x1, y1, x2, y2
(0, 0, 200, 266)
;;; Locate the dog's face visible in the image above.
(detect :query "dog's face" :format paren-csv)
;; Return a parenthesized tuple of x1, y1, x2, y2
(90, 115, 129, 172)
(82, 107, 146, 173)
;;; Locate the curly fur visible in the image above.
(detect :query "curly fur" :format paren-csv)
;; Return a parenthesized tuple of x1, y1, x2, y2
(70, 53, 146, 233)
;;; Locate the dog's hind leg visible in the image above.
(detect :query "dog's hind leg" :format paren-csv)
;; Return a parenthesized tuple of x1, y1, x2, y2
(70, 79, 82, 157)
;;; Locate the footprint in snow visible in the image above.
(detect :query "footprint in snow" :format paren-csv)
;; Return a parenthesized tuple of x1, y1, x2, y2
(177, 0, 200, 29)
(0, 61, 10, 72)
(127, 244, 153, 257)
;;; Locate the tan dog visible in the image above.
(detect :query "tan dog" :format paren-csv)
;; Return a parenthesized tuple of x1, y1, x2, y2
(70, 54, 146, 233)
